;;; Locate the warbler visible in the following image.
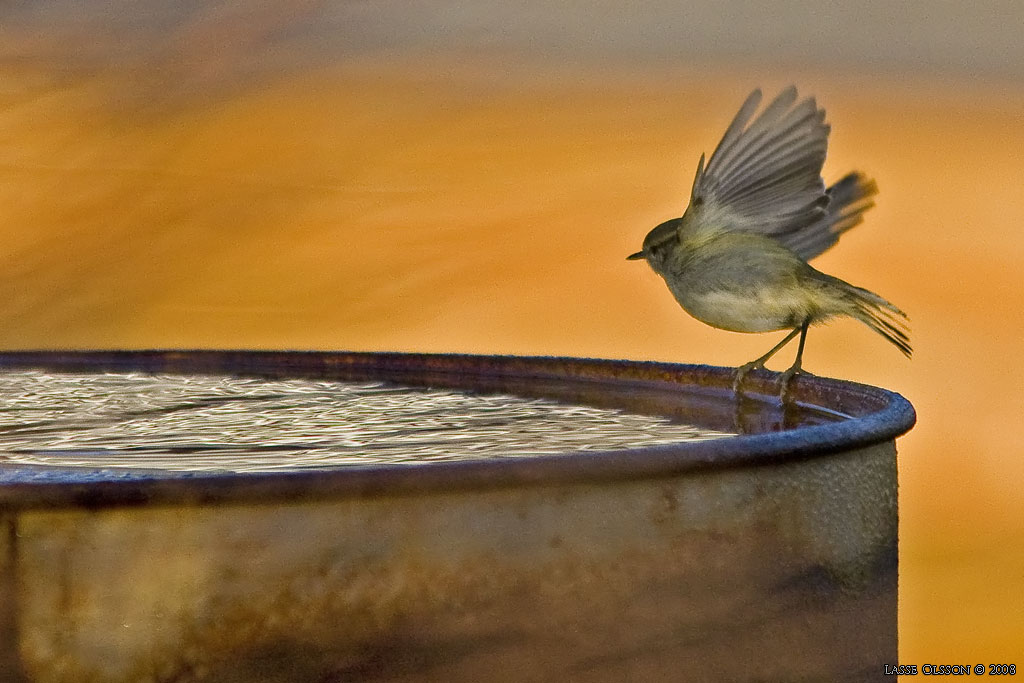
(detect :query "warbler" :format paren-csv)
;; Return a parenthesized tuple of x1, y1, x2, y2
(628, 86, 910, 396)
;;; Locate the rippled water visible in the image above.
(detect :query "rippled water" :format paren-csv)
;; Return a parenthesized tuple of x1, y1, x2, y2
(0, 371, 731, 473)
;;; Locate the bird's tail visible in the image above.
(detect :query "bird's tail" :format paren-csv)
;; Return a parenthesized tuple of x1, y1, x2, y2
(838, 280, 912, 358)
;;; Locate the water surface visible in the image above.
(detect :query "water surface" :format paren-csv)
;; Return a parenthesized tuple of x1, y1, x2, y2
(0, 370, 731, 474)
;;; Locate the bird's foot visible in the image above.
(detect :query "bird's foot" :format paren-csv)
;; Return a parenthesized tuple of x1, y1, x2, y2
(779, 365, 811, 403)
(732, 361, 764, 395)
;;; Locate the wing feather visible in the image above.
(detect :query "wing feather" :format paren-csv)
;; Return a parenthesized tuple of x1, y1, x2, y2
(714, 94, 816, 191)
(685, 87, 831, 241)
(703, 89, 764, 176)
(707, 88, 796, 186)
(777, 172, 879, 260)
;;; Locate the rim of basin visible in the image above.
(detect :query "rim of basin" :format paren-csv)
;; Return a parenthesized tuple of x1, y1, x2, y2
(0, 350, 915, 510)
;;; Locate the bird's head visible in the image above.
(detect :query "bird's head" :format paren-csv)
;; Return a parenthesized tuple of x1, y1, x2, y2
(627, 217, 682, 272)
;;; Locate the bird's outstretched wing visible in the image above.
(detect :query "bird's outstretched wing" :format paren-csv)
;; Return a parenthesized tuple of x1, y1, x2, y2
(684, 87, 831, 243)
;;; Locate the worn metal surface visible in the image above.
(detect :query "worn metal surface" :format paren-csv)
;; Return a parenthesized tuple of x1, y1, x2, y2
(0, 351, 914, 682)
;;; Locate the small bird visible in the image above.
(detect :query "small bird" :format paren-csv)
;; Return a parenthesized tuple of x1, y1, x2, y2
(628, 86, 910, 396)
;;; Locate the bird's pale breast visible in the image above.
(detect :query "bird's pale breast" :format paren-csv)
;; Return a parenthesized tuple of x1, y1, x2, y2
(670, 286, 812, 333)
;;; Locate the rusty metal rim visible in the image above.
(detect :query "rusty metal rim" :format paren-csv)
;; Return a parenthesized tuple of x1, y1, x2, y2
(0, 350, 915, 510)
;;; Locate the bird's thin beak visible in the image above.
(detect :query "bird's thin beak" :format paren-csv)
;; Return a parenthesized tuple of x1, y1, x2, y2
(626, 251, 645, 261)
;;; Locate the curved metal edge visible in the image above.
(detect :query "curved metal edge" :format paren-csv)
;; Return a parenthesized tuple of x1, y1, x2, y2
(0, 350, 916, 510)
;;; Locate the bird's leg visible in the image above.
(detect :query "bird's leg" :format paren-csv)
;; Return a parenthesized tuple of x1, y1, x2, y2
(732, 327, 802, 394)
(779, 320, 811, 402)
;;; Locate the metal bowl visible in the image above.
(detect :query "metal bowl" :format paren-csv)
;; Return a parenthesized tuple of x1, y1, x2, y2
(0, 351, 914, 683)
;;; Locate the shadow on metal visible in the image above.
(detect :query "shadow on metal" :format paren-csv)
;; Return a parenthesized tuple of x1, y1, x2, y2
(0, 350, 914, 683)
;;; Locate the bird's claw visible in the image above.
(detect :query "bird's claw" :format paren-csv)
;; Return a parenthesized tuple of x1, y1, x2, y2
(779, 366, 810, 403)
(732, 361, 763, 395)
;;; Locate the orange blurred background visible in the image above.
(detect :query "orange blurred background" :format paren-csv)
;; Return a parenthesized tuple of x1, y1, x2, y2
(1, 1, 1022, 662)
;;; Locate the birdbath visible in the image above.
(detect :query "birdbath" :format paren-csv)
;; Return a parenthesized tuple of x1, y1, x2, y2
(0, 350, 913, 683)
